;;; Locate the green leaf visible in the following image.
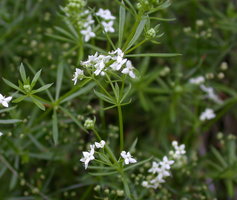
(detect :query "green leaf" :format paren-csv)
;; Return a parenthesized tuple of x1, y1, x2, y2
(120, 84, 131, 103)
(0, 106, 17, 114)
(52, 110, 59, 145)
(129, 138, 138, 153)
(55, 62, 64, 100)
(126, 53, 181, 58)
(150, 17, 176, 21)
(46, 33, 75, 43)
(10, 157, 19, 190)
(54, 26, 77, 41)
(13, 95, 27, 103)
(125, 17, 147, 51)
(211, 147, 228, 168)
(63, 18, 79, 39)
(89, 171, 118, 176)
(118, 2, 126, 48)
(114, 83, 120, 102)
(94, 90, 115, 104)
(60, 81, 95, 104)
(98, 152, 112, 165)
(31, 83, 53, 94)
(30, 96, 45, 111)
(31, 69, 42, 88)
(19, 63, 27, 82)
(0, 119, 22, 124)
(2, 78, 24, 93)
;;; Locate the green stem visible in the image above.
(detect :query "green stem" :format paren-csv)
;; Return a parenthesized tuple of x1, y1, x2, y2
(125, 39, 147, 54)
(118, 105, 124, 152)
(92, 128, 102, 140)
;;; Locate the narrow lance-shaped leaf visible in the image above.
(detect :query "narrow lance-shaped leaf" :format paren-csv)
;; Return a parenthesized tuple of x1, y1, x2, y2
(94, 90, 116, 104)
(19, 63, 27, 82)
(118, 1, 126, 48)
(126, 53, 181, 58)
(13, 95, 27, 103)
(31, 83, 53, 94)
(125, 18, 147, 51)
(0, 119, 22, 124)
(30, 96, 45, 111)
(31, 69, 42, 88)
(55, 62, 64, 100)
(52, 110, 59, 145)
(2, 78, 24, 93)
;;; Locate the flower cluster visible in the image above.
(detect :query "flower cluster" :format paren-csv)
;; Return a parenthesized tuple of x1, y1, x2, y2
(142, 141, 186, 189)
(72, 48, 136, 84)
(80, 140, 106, 169)
(64, 0, 96, 42)
(96, 8, 115, 33)
(0, 93, 12, 108)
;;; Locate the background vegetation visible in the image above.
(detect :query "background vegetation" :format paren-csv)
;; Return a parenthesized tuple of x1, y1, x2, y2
(0, 0, 237, 199)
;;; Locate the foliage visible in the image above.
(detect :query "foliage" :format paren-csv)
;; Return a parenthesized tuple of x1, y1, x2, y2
(0, 0, 237, 199)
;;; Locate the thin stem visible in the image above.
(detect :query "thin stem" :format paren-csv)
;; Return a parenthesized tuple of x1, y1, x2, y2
(125, 39, 147, 54)
(118, 105, 124, 152)
(92, 128, 102, 140)
(93, 77, 113, 99)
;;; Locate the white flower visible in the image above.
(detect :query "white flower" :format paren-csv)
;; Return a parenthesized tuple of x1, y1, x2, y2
(96, 9, 115, 20)
(80, 145, 95, 169)
(151, 175, 165, 184)
(200, 85, 222, 104)
(171, 141, 186, 159)
(120, 151, 137, 165)
(142, 180, 160, 189)
(109, 48, 127, 71)
(95, 140, 106, 148)
(174, 144, 186, 156)
(200, 108, 215, 121)
(189, 76, 205, 85)
(148, 161, 160, 174)
(0, 94, 12, 108)
(159, 156, 174, 170)
(83, 15, 94, 27)
(81, 26, 95, 42)
(110, 48, 124, 61)
(72, 68, 84, 85)
(102, 21, 115, 33)
(157, 167, 171, 178)
(172, 141, 178, 147)
(110, 58, 127, 71)
(121, 60, 136, 78)
(0, 132, 3, 137)
(141, 181, 149, 188)
(81, 52, 99, 67)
